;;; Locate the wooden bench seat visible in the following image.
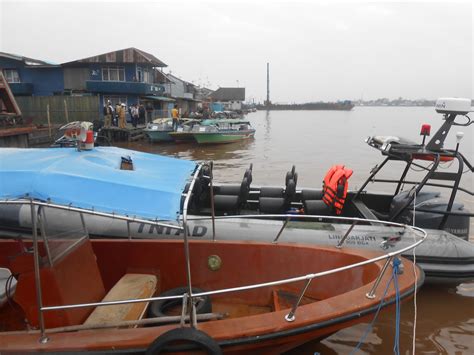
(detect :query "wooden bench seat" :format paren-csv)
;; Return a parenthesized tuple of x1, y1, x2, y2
(84, 273, 157, 327)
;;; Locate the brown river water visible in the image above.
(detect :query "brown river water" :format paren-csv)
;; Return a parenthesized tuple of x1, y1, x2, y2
(118, 107, 473, 354)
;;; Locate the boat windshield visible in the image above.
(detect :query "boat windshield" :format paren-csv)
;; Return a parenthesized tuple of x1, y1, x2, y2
(36, 206, 90, 266)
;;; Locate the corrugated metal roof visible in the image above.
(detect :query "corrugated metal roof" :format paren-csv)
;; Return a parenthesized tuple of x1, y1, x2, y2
(62, 47, 167, 67)
(209, 87, 245, 101)
(166, 73, 196, 87)
(143, 96, 175, 102)
(0, 51, 59, 67)
(155, 70, 173, 83)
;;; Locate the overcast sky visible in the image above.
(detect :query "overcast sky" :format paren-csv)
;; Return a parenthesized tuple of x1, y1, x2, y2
(1, 0, 472, 103)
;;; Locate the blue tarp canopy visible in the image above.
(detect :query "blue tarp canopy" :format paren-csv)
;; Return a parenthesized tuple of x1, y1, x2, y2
(0, 147, 197, 221)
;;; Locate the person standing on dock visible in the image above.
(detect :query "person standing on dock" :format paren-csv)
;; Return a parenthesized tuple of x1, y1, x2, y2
(103, 100, 114, 128)
(145, 102, 153, 124)
(172, 104, 180, 131)
(118, 103, 127, 129)
(139, 103, 146, 125)
(114, 102, 121, 127)
(131, 104, 139, 128)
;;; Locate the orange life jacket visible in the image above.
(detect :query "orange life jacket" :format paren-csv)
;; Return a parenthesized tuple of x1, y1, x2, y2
(322, 165, 353, 215)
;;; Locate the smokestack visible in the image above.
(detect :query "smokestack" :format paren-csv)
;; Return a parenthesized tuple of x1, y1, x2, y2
(266, 62, 270, 107)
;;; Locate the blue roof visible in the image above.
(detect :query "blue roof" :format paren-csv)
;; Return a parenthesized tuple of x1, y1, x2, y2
(0, 147, 196, 221)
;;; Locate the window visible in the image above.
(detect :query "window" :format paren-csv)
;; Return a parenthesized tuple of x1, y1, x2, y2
(3, 69, 20, 83)
(102, 67, 125, 81)
(143, 68, 151, 83)
(103, 95, 128, 107)
(137, 67, 151, 83)
(136, 67, 142, 82)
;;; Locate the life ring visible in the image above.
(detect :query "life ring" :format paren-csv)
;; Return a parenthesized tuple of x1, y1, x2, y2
(146, 327, 222, 355)
(147, 287, 212, 318)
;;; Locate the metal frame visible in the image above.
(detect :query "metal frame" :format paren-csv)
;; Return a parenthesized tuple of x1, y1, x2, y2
(353, 111, 473, 230)
(181, 164, 202, 328)
(0, 199, 426, 343)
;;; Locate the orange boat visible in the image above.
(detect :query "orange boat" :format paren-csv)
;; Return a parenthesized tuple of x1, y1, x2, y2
(0, 202, 424, 354)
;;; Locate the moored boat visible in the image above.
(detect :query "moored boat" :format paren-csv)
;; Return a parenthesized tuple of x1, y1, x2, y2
(168, 118, 201, 142)
(144, 118, 174, 142)
(0, 98, 472, 283)
(0, 199, 424, 354)
(192, 118, 256, 144)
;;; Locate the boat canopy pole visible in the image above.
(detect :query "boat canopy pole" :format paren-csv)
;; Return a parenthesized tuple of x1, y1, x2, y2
(182, 164, 203, 328)
(353, 156, 390, 201)
(438, 152, 464, 229)
(208, 162, 216, 241)
(390, 154, 441, 222)
(38, 206, 53, 267)
(30, 200, 48, 344)
(395, 160, 413, 196)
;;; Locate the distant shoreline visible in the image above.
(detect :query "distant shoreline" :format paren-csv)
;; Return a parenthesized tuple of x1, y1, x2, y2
(355, 104, 434, 107)
(256, 102, 354, 111)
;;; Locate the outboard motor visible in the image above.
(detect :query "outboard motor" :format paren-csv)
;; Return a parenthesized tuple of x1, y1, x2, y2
(390, 190, 470, 240)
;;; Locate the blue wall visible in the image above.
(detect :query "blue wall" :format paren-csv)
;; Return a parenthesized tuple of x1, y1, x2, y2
(25, 68, 64, 95)
(0, 57, 63, 96)
(211, 103, 224, 112)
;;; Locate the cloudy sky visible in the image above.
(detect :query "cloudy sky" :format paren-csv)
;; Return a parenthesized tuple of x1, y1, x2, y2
(0, 0, 472, 103)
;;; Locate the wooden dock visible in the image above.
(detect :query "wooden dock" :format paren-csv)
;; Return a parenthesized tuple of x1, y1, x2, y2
(0, 126, 33, 147)
(99, 125, 146, 143)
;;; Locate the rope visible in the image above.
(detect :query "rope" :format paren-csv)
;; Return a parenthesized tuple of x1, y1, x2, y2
(392, 258, 401, 355)
(349, 270, 395, 355)
(350, 258, 403, 355)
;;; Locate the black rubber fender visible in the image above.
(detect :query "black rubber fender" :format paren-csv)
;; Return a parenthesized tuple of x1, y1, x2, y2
(147, 287, 212, 318)
(146, 327, 222, 355)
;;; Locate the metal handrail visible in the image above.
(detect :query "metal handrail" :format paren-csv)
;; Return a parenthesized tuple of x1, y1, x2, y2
(184, 213, 416, 229)
(0, 199, 184, 231)
(0, 199, 426, 339)
(38, 223, 425, 308)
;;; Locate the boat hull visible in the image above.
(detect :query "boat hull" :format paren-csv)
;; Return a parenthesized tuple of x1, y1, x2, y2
(0, 238, 422, 353)
(144, 130, 174, 142)
(193, 130, 255, 144)
(0, 204, 471, 284)
(168, 131, 196, 142)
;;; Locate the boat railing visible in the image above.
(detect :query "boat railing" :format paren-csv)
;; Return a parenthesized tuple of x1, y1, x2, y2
(0, 197, 426, 343)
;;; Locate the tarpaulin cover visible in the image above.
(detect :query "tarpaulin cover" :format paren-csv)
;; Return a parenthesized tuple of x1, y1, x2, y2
(0, 147, 196, 221)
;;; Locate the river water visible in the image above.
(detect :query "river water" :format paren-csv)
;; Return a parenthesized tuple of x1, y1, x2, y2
(119, 107, 473, 354)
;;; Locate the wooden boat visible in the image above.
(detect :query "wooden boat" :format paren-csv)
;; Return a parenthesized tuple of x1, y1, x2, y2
(0, 200, 423, 354)
(192, 119, 256, 144)
(144, 118, 174, 142)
